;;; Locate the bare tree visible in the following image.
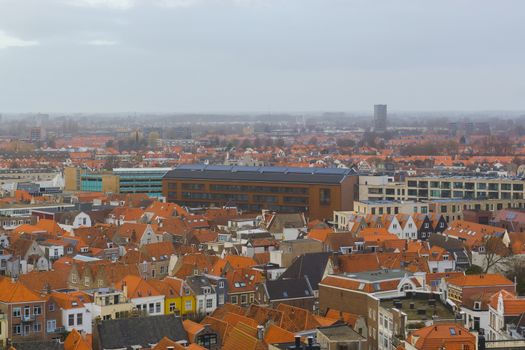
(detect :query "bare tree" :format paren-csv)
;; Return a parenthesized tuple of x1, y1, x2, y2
(480, 236, 510, 273)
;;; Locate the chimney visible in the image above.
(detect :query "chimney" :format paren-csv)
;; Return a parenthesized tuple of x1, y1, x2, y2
(294, 335, 301, 348)
(122, 281, 128, 298)
(257, 325, 264, 340)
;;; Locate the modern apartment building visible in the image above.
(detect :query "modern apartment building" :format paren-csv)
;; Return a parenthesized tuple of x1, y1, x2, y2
(162, 165, 358, 220)
(428, 198, 525, 222)
(359, 175, 525, 203)
(352, 200, 429, 216)
(406, 176, 525, 201)
(359, 175, 407, 202)
(65, 167, 171, 197)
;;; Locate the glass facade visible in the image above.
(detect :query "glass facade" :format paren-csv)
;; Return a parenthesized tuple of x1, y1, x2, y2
(81, 174, 103, 192)
(80, 168, 170, 197)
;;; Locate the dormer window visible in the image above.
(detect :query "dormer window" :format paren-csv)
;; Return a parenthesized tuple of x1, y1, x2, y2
(474, 301, 481, 310)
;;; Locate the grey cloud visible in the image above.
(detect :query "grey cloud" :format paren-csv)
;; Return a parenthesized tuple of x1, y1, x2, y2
(0, 0, 524, 112)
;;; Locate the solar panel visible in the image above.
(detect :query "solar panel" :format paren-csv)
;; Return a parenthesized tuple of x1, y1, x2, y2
(314, 168, 351, 174)
(234, 166, 261, 172)
(287, 167, 314, 174)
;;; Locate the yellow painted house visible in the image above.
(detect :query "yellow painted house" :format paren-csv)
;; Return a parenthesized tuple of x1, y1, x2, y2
(0, 312, 7, 349)
(150, 277, 196, 317)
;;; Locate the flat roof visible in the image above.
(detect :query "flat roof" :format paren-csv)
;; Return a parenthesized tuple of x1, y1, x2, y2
(358, 200, 421, 205)
(410, 175, 524, 181)
(343, 269, 412, 282)
(163, 164, 356, 185)
(380, 297, 454, 320)
(113, 168, 172, 173)
(426, 198, 524, 203)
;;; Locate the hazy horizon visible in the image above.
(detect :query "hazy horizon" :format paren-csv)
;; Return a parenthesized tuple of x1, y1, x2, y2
(1, 0, 524, 113)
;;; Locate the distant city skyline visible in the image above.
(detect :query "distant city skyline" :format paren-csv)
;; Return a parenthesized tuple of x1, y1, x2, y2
(1, 0, 524, 113)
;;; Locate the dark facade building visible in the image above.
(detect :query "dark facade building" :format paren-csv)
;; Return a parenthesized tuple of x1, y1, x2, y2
(373, 104, 387, 133)
(162, 165, 358, 220)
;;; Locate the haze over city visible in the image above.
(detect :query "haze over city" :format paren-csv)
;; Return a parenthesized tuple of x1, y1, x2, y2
(2, 2, 525, 350)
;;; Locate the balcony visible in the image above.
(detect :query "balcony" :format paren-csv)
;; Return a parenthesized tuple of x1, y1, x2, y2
(21, 314, 36, 322)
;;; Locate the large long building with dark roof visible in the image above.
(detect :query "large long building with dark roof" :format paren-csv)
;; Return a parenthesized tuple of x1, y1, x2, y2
(162, 165, 358, 220)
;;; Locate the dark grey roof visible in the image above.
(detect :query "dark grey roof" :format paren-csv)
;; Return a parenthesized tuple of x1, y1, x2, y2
(186, 275, 213, 294)
(429, 233, 466, 251)
(279, 252, 332, 290)
(96, 314, 187, 350)
(265, 276, 315, 301)
(163, 164, 356, 185)
(12, 342, 64, 350)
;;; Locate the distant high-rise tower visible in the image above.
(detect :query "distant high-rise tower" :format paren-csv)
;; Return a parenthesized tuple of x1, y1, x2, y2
(374, 104, 387, 133)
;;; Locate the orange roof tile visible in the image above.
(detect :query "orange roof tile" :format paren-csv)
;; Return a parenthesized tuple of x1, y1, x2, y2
(183, 319, 205, 343)
(64, 329, 91, 350)
(447, 274, 514, 288)
(0, 278, 45, 303)
(264, 324, 295, 344)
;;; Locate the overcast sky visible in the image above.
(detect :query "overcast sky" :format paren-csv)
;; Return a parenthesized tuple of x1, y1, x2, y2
(0, 0, 524, 113)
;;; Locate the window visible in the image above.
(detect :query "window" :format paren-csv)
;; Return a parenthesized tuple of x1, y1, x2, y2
(320, 189, 331, 206)
(474, 302, 481, 310)
(169, 303, 177, 313)
(13, 307, 21, 317)
(33, 322, 41, 332)
(218, 281, 225, 288)
(84, 276, 90, 286)
(230, 295, 238, 304)
(149, 303, 155, 314)
(68, 314, 75, 326)
(185, 300, 192, 311)
(198, 300, 203, 310)
(14, 325, 21, 335)
(241, 294, 248, 305)
(155, 302, 161, 313)
(34, 305, 42, 315)
(47, 320, 56, 333)
(24, 306, 30, 318)
(206, 299, 213, 308)
(218, 294, 225, 305)
(77, 313, 83, 325)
